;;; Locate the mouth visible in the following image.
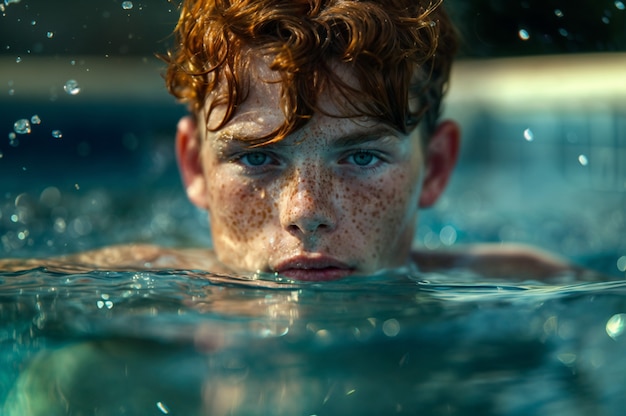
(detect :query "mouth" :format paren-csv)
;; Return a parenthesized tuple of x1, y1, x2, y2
(274, 256, 355, 282)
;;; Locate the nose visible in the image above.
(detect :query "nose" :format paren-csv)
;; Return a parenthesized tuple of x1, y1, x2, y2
(280, 166, 337, 236)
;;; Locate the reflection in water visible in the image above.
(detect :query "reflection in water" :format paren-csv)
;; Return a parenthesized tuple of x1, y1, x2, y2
(2, 269, 626, 415)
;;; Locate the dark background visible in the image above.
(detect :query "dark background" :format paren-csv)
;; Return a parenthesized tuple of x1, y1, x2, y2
(0, 0, 624, 58)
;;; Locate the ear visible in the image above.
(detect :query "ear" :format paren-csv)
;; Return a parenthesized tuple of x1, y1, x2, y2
(176, 116, 209, 210)
(419, 120, 460, 208)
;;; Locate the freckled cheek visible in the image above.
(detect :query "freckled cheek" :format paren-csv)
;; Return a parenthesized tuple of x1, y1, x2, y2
(337, 172, 417, 247)
(208, 182, 274, 243)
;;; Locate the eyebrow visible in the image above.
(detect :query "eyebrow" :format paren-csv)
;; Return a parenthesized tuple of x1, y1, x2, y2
(333, 126, 401, 148)
(213, 126, 401, 148)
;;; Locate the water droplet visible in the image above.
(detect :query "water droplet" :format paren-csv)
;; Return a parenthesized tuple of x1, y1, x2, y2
(616, 1, 625, 11)
(15, 56, 21, 63)
(63, 79, 80, 95)
(606, 313, 626, 339)
(30, 114, 41, 125)
(122, 1, 133, 10)
(523, 128, 534, 141)
(518, 29, 530, 41)
(46, 31, 54, 39)
(156, 402, 170, 414)
(382, 319, 400, 337)
(13, 119, 31, 134)
(578, 154, 589, 166)
(554, 9, 564, 17)
(51, 129, 63, 139)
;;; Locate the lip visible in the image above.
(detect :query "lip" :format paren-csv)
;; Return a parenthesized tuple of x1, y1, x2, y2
(274, 256, 355, 282)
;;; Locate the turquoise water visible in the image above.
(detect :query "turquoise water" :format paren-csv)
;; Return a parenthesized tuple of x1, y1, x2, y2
(2, 267, 626, 415)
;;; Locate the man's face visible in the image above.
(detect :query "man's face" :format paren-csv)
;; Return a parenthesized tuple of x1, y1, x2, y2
(177, 57, 458, 280)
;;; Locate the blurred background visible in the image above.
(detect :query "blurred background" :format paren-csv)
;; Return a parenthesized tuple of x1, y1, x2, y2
(0, 0, 625, 276)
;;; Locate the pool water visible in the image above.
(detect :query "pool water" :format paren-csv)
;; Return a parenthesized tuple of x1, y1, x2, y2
(2, 267, 626, 415)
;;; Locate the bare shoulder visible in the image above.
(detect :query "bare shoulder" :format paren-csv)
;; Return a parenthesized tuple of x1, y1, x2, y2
(0, 244, 221, 273)
(412, 243, 600, 281)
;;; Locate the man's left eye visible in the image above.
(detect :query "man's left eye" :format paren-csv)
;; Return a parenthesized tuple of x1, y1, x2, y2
(347, 151, 378, 167)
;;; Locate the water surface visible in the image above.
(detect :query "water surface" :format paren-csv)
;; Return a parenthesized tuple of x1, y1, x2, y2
(2, 268, 626, 415)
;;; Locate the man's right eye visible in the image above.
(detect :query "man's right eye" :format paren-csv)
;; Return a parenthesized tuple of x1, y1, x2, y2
(238, 152, 271, 167)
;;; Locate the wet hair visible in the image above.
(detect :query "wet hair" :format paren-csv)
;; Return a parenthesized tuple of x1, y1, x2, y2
(163, 0, 458, 145)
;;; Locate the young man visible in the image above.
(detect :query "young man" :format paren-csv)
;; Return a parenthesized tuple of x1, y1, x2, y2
(0, 0, 576, 280)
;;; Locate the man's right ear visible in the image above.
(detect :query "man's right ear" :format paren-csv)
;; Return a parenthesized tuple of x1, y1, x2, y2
(176, 116, 209, 210)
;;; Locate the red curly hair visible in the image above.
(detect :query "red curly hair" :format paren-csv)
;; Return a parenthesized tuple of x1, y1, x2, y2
(164, 0, 458, 145)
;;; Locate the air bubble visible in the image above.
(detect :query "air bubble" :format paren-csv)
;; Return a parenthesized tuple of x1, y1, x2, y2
(518, 29, 530, 41)
(15, 56, 21, 63)
(51, 130, 63, 139)
(122, 1, 133, 10)
(523, 128, 534, 142)
(30, 114, 41, 125)
(13, 119, 31, 135)
(46, 31, 54, 39)
(578, 154, 589, 166)
(64, 79, 80, 95)
(616, 1, 625, 11)
(8, 132, 16, 140)
(554, 9, 564, 17)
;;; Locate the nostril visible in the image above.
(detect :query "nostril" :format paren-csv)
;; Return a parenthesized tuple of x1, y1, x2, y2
(288, 217, 330, 234)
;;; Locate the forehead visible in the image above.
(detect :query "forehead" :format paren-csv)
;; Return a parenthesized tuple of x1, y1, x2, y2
(200, 52, 369, 139)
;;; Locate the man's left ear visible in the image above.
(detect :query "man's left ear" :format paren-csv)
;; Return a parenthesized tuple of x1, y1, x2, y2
(419, 120, 460, 208)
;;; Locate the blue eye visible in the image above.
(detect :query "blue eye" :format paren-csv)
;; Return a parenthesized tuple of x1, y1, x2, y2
(240, 152, 270, 167)
(348, 151, 377, 167)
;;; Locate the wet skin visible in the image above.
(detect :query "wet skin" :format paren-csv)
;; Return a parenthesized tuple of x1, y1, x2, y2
(177, 56, 459, 280)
